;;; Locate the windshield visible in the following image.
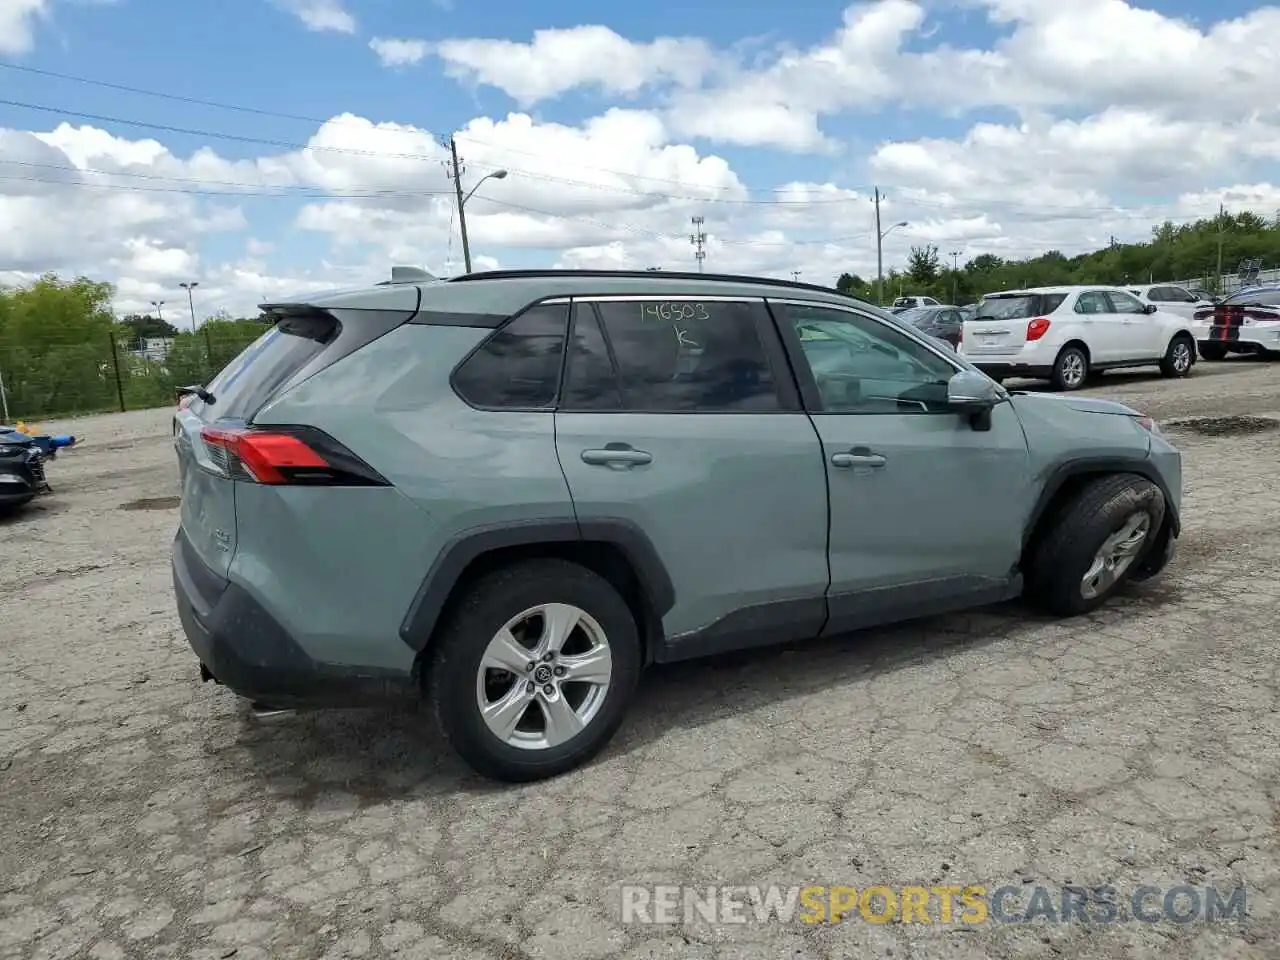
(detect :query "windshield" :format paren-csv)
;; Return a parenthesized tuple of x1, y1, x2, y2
(973, 293, 1066, 320)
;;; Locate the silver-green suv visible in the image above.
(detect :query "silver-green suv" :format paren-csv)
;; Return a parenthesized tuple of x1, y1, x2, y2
(171, 269, 1183, 782)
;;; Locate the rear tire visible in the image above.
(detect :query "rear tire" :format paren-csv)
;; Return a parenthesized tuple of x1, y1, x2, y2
(1024, 474, 1165, 616)
(428, 558, 642, 782)
(1160, 335, 1195, 378)
(1198, 343, 1226, 361)
(1051, 345, 1089, 391)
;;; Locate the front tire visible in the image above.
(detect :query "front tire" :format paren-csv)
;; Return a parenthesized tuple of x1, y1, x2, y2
(1051, 345, 1089, 391)
(428, 558, 642, 782)
(1024, 474, 1166, 616)
(1160, 335, 1195, 378)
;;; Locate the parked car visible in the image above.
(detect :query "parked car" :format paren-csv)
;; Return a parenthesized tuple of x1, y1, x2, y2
(892, 295, 940, 310)
(1194, 283, 1280, 360)
(0, 431, 48, 515)
(1127, 284, 1216, 322)
(958, 285, 1198, 391)
(172, 268, 1183, 782)
(896, 304, 965, 347)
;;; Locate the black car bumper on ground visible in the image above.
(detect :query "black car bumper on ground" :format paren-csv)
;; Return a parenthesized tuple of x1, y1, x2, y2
(172, 529, 416, 709)
(0, 447, 47, 509)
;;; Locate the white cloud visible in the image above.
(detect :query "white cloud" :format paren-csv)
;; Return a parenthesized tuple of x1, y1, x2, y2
(274, 0, 355, 34)
(369, 37, 430, 67)
(431, 26, 715, 105)
(0, 0, 50, 54)
(426, 1, 1280, 153)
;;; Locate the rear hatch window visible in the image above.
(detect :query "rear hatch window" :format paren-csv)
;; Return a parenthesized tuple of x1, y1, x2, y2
(972, 293, 1067, 320)
(196, 313, 337, 421)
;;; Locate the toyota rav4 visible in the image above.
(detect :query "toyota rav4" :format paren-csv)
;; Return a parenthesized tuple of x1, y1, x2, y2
(171, 269, 1183, 782)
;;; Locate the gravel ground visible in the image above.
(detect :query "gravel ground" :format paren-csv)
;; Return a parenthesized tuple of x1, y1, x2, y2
(2, 359, 1279, 960)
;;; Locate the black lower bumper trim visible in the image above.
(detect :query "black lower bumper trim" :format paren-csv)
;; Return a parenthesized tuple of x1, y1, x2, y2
(172, 531, 416, 708)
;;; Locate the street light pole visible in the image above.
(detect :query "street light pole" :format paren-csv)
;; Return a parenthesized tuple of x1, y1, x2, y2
(447, 136, 508, 274)
(151, 300, 165, 323)
(876, 219, 909, 305)
(949, 250, 961, 303)
(179, 282, 199, 330)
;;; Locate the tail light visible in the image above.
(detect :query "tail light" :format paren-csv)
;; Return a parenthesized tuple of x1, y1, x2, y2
(199, 425, 388, 486)
(1026, 317, 1051, 341)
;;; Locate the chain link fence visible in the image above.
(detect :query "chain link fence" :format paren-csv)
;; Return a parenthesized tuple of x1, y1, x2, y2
(0, 324, 265, 424)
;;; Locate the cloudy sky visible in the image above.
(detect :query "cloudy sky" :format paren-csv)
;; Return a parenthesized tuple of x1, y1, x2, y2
(1, 0, 1279, 323)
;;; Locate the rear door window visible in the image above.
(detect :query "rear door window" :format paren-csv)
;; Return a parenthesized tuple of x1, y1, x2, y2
(203, 315, 333, 421)
(591, 299, 782, 412)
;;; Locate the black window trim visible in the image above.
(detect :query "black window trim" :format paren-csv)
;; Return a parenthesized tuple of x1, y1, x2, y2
(765, 297, 965, 416)
(449, 296, 573, 413)
(557, 294, 802, 415)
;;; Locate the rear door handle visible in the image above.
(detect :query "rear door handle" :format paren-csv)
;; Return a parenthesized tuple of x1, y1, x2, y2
(831, 448, 886, 469)
(581, 446, 652, 466)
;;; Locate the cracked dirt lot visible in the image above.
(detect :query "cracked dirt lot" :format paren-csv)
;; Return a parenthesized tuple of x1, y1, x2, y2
(2, 359, 1279, 960)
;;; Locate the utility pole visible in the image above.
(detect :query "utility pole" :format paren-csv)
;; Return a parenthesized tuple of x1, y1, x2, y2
(179, 281, 199, 330)
(1216, 201, 1226, 293)
(447, 137, 473, 274)
(792, 270, 801, 282)
(949, 250, 961, 303)
(690, 216, 706, 272)
(874, 187, 883, 305)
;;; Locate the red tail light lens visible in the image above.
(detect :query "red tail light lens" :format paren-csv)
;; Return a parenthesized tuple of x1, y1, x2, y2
(199, 425, 387, 486)
(1026, 317, 1051, 341)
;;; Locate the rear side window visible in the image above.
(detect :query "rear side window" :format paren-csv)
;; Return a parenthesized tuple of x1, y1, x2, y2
(205, 315, 332, 420)
(591, 299, 781, 412)
(452, 303, 570, 408)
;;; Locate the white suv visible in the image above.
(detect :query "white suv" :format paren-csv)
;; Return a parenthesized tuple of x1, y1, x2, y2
(958, 285, 1198, 391)
(1195, 284, 1280, 360)
(1127, 283, 1216, 322)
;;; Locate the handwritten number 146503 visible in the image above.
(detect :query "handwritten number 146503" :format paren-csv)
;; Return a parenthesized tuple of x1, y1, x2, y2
(641, 302, 710, 322)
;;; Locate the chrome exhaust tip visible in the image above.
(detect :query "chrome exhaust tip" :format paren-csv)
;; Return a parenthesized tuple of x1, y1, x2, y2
(248, 701, 296, 721)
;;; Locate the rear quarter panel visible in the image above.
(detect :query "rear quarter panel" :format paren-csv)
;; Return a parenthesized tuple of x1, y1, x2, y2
(242, 324, 576, 670)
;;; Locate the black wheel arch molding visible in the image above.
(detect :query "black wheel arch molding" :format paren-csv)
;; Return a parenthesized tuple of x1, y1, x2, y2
(1022, 456, 1181, 551)
(398, 516, 676, 653)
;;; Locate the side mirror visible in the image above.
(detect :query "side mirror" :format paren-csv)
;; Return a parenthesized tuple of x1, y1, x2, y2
(1143, 303, 1157, 314)
(947, 370, 1002, 409)
(947, 370, 1003, 430)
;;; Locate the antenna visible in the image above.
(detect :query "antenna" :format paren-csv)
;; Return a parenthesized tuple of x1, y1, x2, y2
(690, 216, 706, 272)
(391, 266, 437, 283)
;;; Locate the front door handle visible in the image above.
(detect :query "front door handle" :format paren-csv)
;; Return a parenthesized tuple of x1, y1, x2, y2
(581, 446, 652, 466)
(831, 448, 886, 469)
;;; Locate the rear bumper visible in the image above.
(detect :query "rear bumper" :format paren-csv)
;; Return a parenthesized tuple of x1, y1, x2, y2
(1197, 337, 1276, 355)
(172, 530, 416, 708)
(964, 359, 1055, 378)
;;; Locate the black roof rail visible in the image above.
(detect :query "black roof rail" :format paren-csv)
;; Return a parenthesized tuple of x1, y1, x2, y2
(445, 268, 872, 303)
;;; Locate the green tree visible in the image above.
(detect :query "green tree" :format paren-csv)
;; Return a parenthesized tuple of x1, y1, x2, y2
(906, 245, 941, 284)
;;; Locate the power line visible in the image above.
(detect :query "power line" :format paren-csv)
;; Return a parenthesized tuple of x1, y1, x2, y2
(0, 71, 1219, 215)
